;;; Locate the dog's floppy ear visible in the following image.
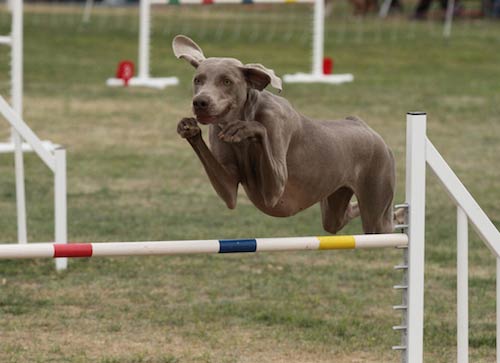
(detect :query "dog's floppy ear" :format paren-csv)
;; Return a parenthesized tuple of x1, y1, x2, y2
(239, 63, 282, 92)
(172, 35, 206, 68)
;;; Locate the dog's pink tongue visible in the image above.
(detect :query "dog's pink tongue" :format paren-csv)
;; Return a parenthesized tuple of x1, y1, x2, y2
(196, 115, 216, 125)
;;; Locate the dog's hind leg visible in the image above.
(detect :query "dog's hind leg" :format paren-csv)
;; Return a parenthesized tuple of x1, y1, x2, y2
(356, 175, 395, 234)
(320, 187, 359, 234)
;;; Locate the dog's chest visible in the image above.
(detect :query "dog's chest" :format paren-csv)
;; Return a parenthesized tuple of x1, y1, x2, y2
(231, 142, 261, 184)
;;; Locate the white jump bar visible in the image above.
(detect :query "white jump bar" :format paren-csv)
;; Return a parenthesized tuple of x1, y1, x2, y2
(0, 234, 408, 259)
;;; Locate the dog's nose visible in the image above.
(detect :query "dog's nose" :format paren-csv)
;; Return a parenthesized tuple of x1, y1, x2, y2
(193, 96, 210, 111)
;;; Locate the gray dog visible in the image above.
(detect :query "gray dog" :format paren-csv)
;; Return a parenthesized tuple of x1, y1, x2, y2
(173, 35, 396, 234)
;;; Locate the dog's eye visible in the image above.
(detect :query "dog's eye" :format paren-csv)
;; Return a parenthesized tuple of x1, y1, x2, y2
(223, 79, 232, 86)
(194, 78, 201, 85)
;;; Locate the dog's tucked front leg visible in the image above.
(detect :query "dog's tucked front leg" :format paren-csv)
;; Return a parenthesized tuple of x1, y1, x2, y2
(177, 118, 239, 209)
(219, 121, 287, 208)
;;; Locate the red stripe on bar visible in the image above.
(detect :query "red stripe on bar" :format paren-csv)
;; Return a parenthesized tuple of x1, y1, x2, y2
(54, 244, 93, 258)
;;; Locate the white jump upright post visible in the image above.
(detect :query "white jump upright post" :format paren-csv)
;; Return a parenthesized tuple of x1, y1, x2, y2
(443, 0, 455, 38)
(54, 148, 68, 271)
(82, 0, 94, 23)
(282, 0, 354, 84)
(404, 112, 427, 363)
(457, 206, 468, 363)
(497, 258, 500, 363)
(378, 0, 393, 17)
(139, 0, 151, 82)
(106, 0, 179, 89)
(11, 0, 28, 245)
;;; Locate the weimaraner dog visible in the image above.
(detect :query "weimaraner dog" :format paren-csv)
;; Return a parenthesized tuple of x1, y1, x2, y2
(173, 35, 396, 234)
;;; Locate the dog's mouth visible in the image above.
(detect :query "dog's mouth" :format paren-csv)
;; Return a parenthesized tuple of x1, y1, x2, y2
(195, 105, 231, 125)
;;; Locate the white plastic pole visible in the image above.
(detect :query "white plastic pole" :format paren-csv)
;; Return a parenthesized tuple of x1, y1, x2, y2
(12, 132, 27, 244)
(497, 257, 500, 363)
(0, 234, 408, 259)
(0, 36, 12, 45)
(312, 0, 324, 76)
(11, 0, 22, 132)
(11, 0, 27, 244)
(54, 148, 68, 271)
(443, 0, 455, 38)
(138, 0, 151, 79)
(82, 0, 94, 23)
(378, 0, 393, 18)
(151, 0, 315, 3)
(405, 112, 427, 363)
(457, 206, 468, 363)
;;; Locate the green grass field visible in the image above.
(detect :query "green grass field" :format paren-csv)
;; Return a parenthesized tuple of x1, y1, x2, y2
(0, 4, 500, 362)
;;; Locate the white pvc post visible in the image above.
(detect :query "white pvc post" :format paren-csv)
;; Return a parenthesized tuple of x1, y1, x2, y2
(82, 0, 94, 23)
(405, 112, 427, 363)
(378, 0, 393, 17)
(11, 0, 22, 147)
(12, 132, 27, 244)
(312, 0, 324, 76)
(443, 0, 455, 38)
(457, 206, 468, 363)
(54, 148, 68, 271)
(11, 0, 27, 244)
(497, 258, 500, 363)
(138, 0, 151, 80)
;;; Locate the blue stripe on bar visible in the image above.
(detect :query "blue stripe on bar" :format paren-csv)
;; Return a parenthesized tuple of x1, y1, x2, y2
(219, 239, 257, 253)
(243, 0, 253, 3)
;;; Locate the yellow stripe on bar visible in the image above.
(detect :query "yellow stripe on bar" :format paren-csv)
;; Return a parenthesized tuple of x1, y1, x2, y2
(318, 236, 356, 250)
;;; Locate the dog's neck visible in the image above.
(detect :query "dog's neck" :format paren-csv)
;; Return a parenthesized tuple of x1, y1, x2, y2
(242, 88, 260, 121)
(215, 88, 261, 130)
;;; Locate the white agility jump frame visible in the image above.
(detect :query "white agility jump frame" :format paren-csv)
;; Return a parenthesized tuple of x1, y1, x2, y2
(0, 112, 499, 362)
(106, 0, 354, 88)
(0, 0, 68, 270)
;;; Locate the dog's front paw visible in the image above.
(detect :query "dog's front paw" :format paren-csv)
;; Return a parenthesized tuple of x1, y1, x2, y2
(218, 121, 265, 143)
(177, 117, 201, 139)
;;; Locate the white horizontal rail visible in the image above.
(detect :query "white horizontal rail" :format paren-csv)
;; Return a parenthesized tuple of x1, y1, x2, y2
(106, 77, 179, 89)
(0, 35, 12, 46)
(0, 234, 408, 259)
(151, 0, 315, 4)
(0, 96, 56, 172)
(426, 139, 500, 257)
(0, 140, 60, 154)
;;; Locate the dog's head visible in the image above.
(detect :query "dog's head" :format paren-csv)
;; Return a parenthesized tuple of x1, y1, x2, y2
(172, 35, 282, 125)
